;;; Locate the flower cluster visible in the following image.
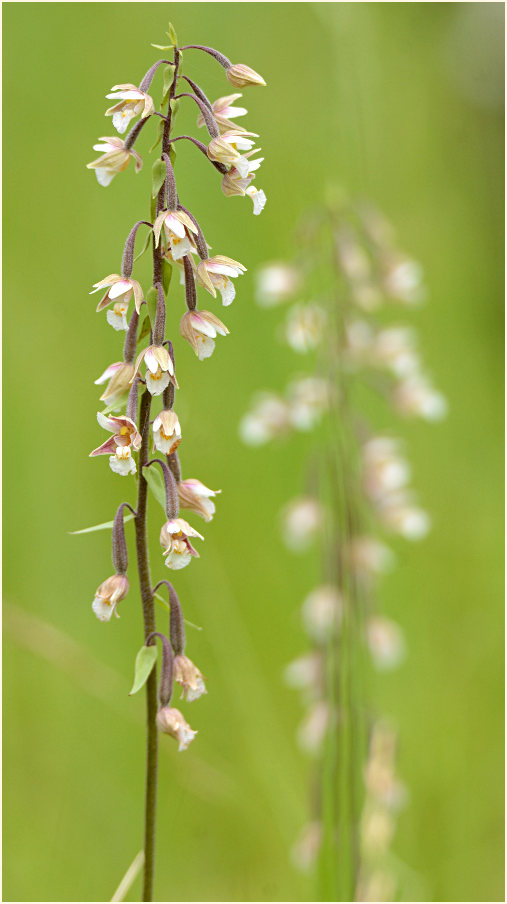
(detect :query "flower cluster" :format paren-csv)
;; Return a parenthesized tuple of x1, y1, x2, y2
(240, 199, 445, 895)
(85, 30, 265, 756)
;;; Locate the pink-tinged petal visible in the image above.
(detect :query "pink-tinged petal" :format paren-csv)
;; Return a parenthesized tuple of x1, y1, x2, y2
(144, 348, 159, 374)
(94, 362, 123, 385)
(107, 414, 138, 432)
(90, 437, 117, 457)
(152, 345, 171, 373)
(97, 411, 117, 431)
(96, 290, 114, 312)
(153, 211, 167, 248)
(108, 279, 133, 300)
(132, 348, 147, 379)
(165, 214, 186, 238)
(106, 90, 145, 100)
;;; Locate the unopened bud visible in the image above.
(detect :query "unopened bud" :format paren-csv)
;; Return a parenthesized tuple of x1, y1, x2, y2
(227, 64, 266, 88)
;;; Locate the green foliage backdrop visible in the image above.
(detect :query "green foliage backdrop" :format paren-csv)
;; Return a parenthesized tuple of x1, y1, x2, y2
(3, 3, 504, 902)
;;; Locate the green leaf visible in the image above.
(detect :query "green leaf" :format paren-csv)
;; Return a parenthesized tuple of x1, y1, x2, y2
(161, 259, 173, 296)
(150, 194, 157, 223)
(153, 592, 203, 630)
(146, 286, 158, 331)
(169, 146, 177, 166)
(162, 65, 175, 106)
(137, 315, 151, 344)
(151, 42, 173, 51)
(134, 229, 152, 263)
(149, 119, 164, 154)
(151, 158, 166, 199)
(167, 22, 178, 45)
(69, 513, 135, 535)
(129, 645, 158, 695)
(143, 465, 166, 512)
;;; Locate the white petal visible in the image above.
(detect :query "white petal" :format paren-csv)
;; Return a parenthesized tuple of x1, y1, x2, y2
(95, 167, 115, 187)
(164, 549, 192, 570)
(218, 277, 236, 307)
(165, 214, 186, 238)
(146, 370, 171, 396)
(108, 280, 132, 300)
(92, 596, 114, 622)
(196, 336, 215, 360)
(106, 309, 128, 331)
(169, 234, 193, 261)
(109, 454, 136, 476)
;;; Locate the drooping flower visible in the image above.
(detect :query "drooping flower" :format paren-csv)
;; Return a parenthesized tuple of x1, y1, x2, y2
(156, 706, 197, 751)
(178, 479, 220, 522)
(196, 255, 246, 306)
(180, 310, 229, 360)
(197, 93, 248, 133)
(221, 154, 263, 196)
(87, 136, 142, 186)
(160, 518, 204, 570)
(90, 412, 142, 476)
(90, 273, 144, 324)
(105, 84, 154, 134)
(297, 700, 330, 756)
(95, 361, 135, 407)
(152, 410, 182, 454)
(376, 492, 431, 540)
(174, 654, 207, 701)
(132, 344, 176, 396)
(361, 437, 411, 503)
(207, 130, 259, 177)
(92, 573, 129, 622)
(153, 208, 198, 260)
(226, 64, 267, 89)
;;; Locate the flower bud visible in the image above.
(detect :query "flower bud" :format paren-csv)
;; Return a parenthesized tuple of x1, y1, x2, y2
(226, 64, 266, 88)
(92, 573, 129, 622)
(178, 479, 220, 522)
(174, 654, 207, 701)
(156, 706, 197, 751)
(97, 362, 135, 406)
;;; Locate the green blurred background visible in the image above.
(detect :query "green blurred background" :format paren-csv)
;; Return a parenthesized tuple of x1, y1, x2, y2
(3, 2, 504, 901)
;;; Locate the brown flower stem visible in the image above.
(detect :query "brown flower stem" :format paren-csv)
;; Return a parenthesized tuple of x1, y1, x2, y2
(135, 44, 181, 903)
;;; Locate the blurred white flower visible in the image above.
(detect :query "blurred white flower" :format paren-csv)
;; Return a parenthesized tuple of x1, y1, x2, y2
(281, 497, 324, 552)
(287, 376, 330, 431)
(376, 492, 431, 540)
(366, 616, 406, 671)
(255, 262, 301, 307)
(239, 393, 290, 445)
(297, 700, 330, 756)
(283, 303, 326, 353)
(290, 821, 322, 873)
(362, 437, 411, 502)
(302, 585, 343, 643)
(393, 374, 448, 421)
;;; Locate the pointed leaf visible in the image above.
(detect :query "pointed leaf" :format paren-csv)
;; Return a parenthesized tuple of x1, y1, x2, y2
(146, 286, 158, 331)
(129, 644, 158, 695)
(162, 65, 175, 106)
(151, 42, 173, 51)
(134, 229, 152, 263)
(69, 513, 135, 535)
(137, 315, 151, 344)
(152, 158, 166, 199)
(153, 592, 203, 630)
(162, 259, 173, 296)
(167, 22, 178, 45)
(149, 119, 164, 154)
(143, 465, 166, 512)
